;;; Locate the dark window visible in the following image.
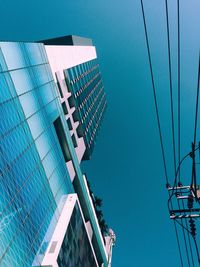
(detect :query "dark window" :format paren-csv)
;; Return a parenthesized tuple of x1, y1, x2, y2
(67, 118, 73, 130)
(62, 102, 68, 115)
(72, 134, 78, 148)
(68, 95, 76, 108)
(56, 82, 63, 98)
(55, 72, 63, 98)
(77, 124, 84, 138)
(72, 109, 80, 122)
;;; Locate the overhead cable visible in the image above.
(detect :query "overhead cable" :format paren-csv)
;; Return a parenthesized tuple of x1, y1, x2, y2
(140, 1, 183, 265)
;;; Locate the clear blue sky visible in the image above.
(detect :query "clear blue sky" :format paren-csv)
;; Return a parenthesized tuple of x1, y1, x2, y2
(1, 0, 200, 266)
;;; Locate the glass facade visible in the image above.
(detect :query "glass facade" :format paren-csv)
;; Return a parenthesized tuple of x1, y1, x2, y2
(0, 42, 74, 266)
(65, 59, 107, 160)
(57, 203, 98, 267)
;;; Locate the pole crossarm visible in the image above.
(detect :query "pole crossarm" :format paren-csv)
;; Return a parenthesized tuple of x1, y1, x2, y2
(170, 214, 200, 219)
(170, 208, 200, 214)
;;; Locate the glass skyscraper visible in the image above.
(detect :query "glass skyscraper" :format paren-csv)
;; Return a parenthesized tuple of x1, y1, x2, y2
(42, 35, 107, 160)
(0, 36, 115, 267)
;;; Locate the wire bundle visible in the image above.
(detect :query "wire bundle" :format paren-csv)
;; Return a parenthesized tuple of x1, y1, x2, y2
(140, 0, 200, 265)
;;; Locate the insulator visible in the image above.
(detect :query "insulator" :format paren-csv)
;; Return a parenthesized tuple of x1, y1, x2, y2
(189, 218, 194, 225)
(166, 183, 170, 189)
(191, 230, 196, 237)
(187, 195, 194, 209)
(169, 211, 175, 216)
(178, 182, 183, 187)
(189, 218, 196, 237)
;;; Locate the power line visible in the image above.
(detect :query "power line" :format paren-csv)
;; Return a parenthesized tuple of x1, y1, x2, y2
(140, 1, 183, 265)
(185, 218, 195, 267)
(140, 0, 169, 184)
(165, 1, 191, 265)
(176, 0, 194, 265)
(191, 53, 200, 190)
(165, 0, 177, 177)
(193, 237, 200, 265)
(193, 52, 200, 146)
(177, 0, 181, 184)
(190, 52, 200, 267)
(173, 220, 184, 267)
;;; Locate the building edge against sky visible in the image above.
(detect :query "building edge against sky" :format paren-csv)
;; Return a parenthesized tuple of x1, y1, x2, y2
(0, 35, 115, 266)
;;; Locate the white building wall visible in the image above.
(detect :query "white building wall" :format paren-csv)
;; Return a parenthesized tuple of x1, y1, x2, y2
(45, 45, 97, 80)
